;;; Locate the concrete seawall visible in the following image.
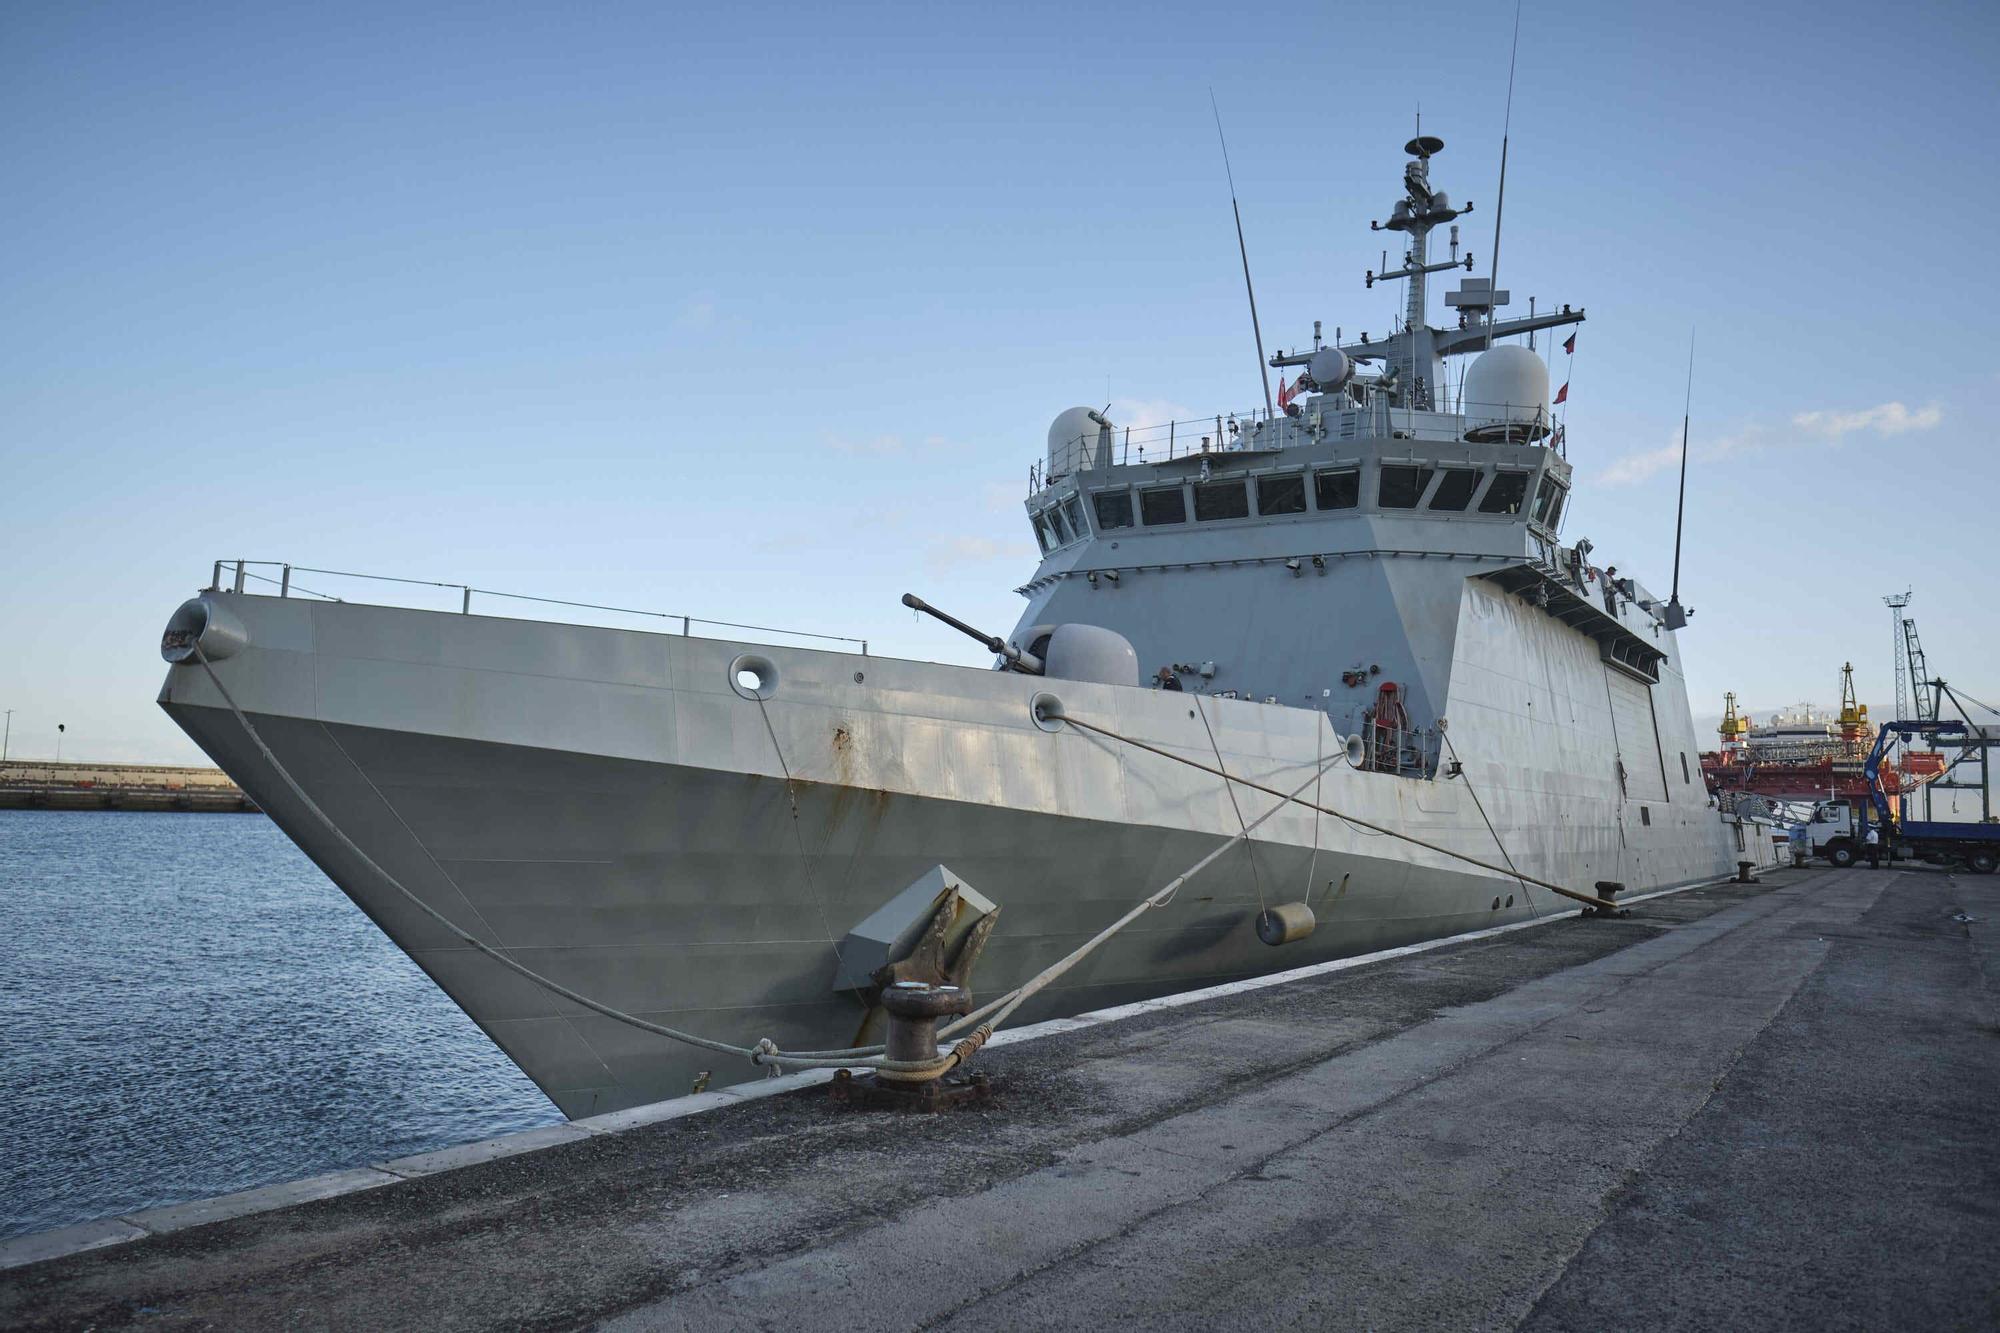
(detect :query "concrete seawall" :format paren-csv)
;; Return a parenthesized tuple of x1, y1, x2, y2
(0, 760, 256, 813)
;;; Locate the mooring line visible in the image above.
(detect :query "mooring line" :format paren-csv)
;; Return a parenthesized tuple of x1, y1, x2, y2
(186, 643, 1346, 1078)
(1439, 728, 1541, 920)
(1193, 695, 1269, 914)
(1057, 711, 1616, 912)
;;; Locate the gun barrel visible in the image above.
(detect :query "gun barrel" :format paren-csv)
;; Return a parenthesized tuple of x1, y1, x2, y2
(901, 593, 1043, 674)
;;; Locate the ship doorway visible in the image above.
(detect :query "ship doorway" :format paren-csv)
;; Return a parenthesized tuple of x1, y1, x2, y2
(1605, 671, 1669, 803)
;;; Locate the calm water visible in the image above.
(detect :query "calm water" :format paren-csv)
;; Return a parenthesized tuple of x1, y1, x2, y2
(0, 811, 561, 1240)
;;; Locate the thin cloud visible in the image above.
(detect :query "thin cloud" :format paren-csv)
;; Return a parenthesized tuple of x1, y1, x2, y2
(829, 433, 908, 456)
(1792, 401, 1941, 437)
(829, 432, 969, 458)
(670, 295, 749, 336)
(1596, 400, 1943, 487)
(1108, 396, 1193, 431)
(927, 535, 1033, 569)
(1597, 441, 1686, 486)
(982, 480, 1025, 514)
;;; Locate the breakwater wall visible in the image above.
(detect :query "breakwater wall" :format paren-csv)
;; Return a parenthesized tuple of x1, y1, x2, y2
(0, 760, 257, 813)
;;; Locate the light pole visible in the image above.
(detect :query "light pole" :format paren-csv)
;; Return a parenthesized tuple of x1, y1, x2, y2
(55, 723, 64, 764)
(2, 709, 11, 763)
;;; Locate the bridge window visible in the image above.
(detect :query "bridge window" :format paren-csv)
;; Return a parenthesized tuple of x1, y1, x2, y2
(1031, 513, 1053, 553)
(1194, 480, 1250, 522)
(1479, 470, 1531, 514)
(1428, 468, 1480, 511)
(1063, 494, 1088, 539)
(1140, 486, 1187, 526)
(1532, 477, 1568, 528)
(1313, 468, 1359, 510)
(1256, 474, 1307, 516)
(1379, 464, 1435, 509)
(1681, 752, 1691, 784)
(1048, 503, 1074, 545)
(1092, 490, 1134, 531)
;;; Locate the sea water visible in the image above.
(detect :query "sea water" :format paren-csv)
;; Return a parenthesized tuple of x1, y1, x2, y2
(0, 810, 561, 1240)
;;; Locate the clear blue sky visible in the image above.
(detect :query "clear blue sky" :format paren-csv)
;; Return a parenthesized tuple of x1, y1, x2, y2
(4, 0, 1996, 763)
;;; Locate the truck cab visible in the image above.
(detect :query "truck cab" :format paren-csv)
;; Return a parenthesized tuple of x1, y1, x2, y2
(1803, 800, 1870, 868)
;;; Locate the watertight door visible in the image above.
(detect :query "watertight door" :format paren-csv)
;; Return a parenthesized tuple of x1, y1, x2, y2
(1605, 671, 1669, 803)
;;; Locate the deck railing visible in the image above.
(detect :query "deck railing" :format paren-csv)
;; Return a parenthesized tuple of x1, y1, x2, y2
(1034, 398, 1559, 495)
(203, 560, 870, 655)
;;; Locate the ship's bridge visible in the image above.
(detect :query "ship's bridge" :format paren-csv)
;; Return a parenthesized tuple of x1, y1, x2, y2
(1012, 394, 1672, 756)
(1025, 396, 1571, 565)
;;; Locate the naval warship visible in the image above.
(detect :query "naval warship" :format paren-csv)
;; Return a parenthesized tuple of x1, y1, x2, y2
(159, 135, 1739, 1117)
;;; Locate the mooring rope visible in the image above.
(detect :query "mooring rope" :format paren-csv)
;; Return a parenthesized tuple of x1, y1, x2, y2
(1438, 728, 1541, 920)
(188, 643, 1343, 1079)
(1193, 695, 1268, 914)
(190, 643, 966, 1076)
(1057, 712, 1617, 911)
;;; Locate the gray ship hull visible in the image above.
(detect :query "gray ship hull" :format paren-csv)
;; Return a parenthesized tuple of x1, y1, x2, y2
(160, 583, 1736, 1118)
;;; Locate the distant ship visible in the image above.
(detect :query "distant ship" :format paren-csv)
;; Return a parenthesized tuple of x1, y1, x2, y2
(1703, 665, 1945, 804)
(159, 136, 1740, 1118)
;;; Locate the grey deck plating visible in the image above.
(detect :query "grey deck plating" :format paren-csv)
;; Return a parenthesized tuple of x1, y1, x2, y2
(6, 865, 1991, 1331)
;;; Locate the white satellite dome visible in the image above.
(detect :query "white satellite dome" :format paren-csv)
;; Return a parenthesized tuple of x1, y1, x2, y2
(1307, 347, 1353, 392)
(1460, 344, 1551, 443)
(1047, 406, 1112, 475)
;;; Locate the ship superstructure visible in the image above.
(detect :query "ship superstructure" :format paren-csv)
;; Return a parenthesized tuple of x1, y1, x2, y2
(157, 137, 1741, 1118)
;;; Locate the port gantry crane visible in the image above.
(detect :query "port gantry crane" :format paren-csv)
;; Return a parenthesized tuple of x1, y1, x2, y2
(1862, 598, 1995, 824)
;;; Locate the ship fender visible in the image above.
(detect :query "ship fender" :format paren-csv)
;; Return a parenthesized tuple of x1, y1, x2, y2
(1256, 901, 1317, 946)
(160, 595, 249, 665)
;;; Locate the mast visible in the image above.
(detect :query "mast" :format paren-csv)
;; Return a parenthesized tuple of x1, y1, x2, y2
(1371, 135, 1460, 409)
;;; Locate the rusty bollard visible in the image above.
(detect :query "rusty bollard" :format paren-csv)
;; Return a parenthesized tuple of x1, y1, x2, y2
(829, 981, 991, 1112)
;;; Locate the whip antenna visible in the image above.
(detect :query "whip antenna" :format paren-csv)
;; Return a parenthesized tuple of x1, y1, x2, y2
(1485, 0, 1524, 349)
(1664, 330, 1695, 630)
(1210, 89, 1274, 415)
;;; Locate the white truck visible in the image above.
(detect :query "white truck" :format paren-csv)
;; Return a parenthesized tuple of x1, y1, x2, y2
(1796, 798, 2000, 873)
(1794, 802, 1878, 868)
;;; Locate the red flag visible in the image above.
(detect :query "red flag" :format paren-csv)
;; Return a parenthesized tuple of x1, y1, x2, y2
(1562, 332, 1576, 355)
(1278, 375, 1296, 409)
(1554, 381, 1569, 405)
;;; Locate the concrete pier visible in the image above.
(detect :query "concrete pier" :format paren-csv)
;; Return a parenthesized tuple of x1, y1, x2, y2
(3, 864, 1994, 1330)
(0, 760, 255, 812)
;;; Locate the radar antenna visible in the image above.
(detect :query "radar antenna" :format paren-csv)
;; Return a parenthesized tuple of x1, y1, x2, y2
(1485, 0, 1524, 350)
(1663, 330, 1694, 630)
(1210, 90, 1274, 416)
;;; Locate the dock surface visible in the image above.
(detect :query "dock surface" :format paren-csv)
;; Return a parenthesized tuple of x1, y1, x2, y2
(4, 865, 1995, 1330)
